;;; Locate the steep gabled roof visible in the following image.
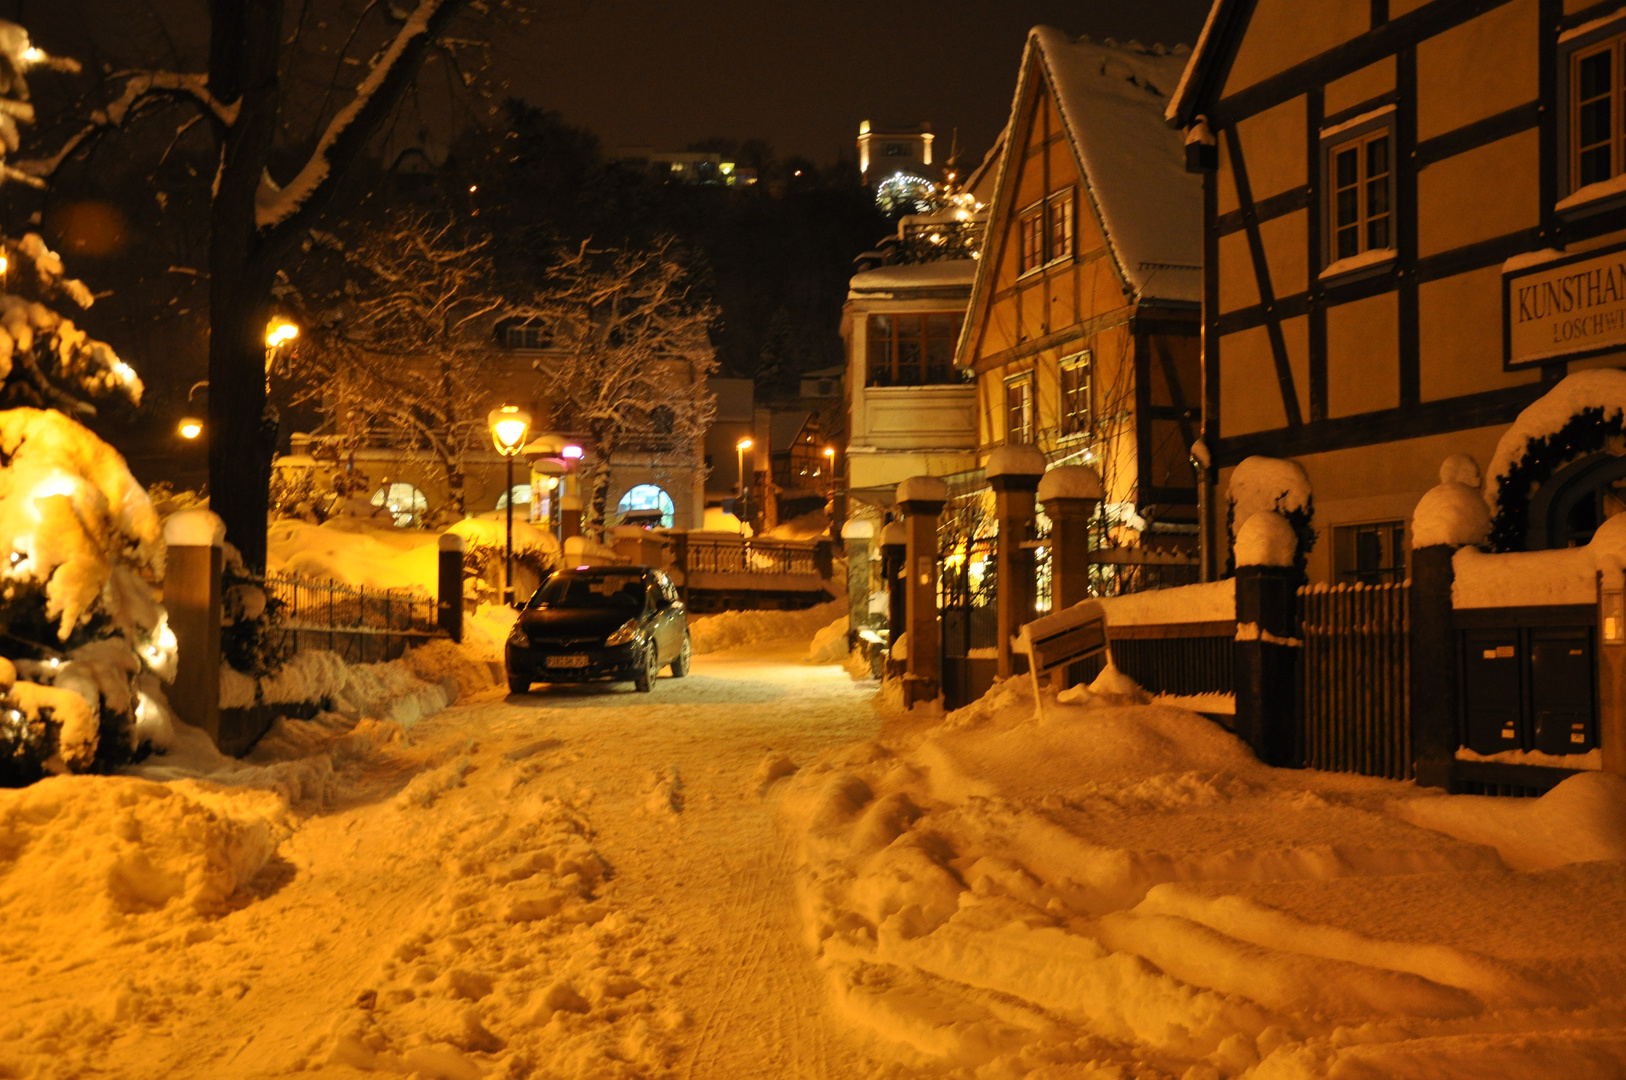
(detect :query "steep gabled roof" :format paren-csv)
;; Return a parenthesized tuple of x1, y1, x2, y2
(1035, 29, 1202, 303)
(1166, 0, 1248, 128)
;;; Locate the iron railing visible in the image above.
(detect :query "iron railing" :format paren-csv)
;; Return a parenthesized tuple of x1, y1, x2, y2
(263, 574, 445, 664)
(685, 537, 818, 576)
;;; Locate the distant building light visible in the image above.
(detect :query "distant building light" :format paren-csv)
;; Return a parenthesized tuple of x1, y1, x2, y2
(561, 444, 584, 460)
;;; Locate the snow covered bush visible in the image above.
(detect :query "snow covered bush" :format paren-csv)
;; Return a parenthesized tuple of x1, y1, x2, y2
(0, 409, 165, 783)
(220, 547, 293, 682)
(1226, 455, 1314, 579)
(448, 517, 561, 603)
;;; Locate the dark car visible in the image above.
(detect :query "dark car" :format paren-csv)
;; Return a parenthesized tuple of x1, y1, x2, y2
(505, 565, 691, 695)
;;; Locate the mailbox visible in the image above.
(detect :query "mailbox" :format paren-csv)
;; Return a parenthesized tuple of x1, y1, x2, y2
(1530, 628, 1595, 755)
(1462, 630, 1522, 755)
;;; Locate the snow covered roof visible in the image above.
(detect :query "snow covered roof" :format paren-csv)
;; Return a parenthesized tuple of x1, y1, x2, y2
(848, 260, 978, 295)
(1166, 0, 1237, 127)
(1029, 29, 1202, 304)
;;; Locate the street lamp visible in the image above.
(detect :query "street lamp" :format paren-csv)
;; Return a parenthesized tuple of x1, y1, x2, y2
(489, 405, 532, 605)
(178, 417, 203, 440)
(822, 445, 836, 492)
(736, 436, 754, 531)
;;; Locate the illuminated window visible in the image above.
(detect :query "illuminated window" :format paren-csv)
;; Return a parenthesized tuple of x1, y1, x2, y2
(1046, 190, 1074, 263)
(1005, 375, 1034, 444)
(617, 484, 675, 528)
(495, 484, 532, 510)
(866, 312, 965, 386)
(1019, 209, 1044, 274)
(1573, 36, 1626, 191)
(1059, 351, 1091, 438)
(1327, 129, 1392, 261)
(1332, 521, 1405, 585)
(370, 483, 429, 528)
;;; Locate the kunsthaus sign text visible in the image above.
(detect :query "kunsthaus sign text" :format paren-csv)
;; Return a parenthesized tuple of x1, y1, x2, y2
(1505, 242, 1626, 367)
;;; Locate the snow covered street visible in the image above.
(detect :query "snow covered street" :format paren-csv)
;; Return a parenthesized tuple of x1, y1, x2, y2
(1, 646, 883, 1080)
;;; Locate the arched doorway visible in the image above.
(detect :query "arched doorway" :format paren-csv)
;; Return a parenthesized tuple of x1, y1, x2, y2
(616, 484, 675, 528)
(1527, 452, 1626, 548)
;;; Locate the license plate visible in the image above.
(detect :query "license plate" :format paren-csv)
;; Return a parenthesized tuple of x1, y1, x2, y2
(546, 654, 589, 669)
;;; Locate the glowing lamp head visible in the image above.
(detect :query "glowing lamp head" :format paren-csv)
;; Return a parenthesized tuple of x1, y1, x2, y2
(265, 321, 299, 348)
(21, 46, 43, 65)
(560, 444, 584, 460)
(488, 405, 532, 456)
(0, 254, 8, 275)
(736, 437, 754, 452)
(823, 446, 835, 458)
(178, 417, 203, 440)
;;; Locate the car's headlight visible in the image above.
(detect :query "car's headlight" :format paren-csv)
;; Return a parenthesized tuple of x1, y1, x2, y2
(604, 618, 639, 646)
(507, 623, 529, 646)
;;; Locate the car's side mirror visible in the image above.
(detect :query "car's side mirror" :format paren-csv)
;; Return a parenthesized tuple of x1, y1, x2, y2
(510, 600, 526, 612)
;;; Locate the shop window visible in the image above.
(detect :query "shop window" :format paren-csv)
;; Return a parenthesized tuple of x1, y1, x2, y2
(1059, 351, 1091, 439)
(1332, 520, 1405, 585)
(1006, 375, 1034, 444)
(1325, 127, 1393, 262)
(866, 312, 965, 386)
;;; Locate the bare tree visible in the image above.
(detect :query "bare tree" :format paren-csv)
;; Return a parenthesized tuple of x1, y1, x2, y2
(16, 0, 491, 567)
(512, 239, 719, 535)
(282, 209, 505, 517)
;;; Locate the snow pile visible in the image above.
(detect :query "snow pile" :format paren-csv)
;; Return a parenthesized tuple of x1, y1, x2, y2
(1485, 368, 1626, 516)
(688, 598, 846, 655)
(266, 517, 440, 592)
(1229, 455, 1311, 535)
(984, 444, 1047, 478)
(783, 679, 1626, 1077)
(561, 534, 622, 567)
(1454, 510, 1626, 607)
(806, 614, 850, 664)
(1098, 577, 1235, 624)
(1234, 509, 1298, 567)
(1037, 463, 1104, 502)
(895, 475, 949, 506)
(1412, 457, 1493, 549)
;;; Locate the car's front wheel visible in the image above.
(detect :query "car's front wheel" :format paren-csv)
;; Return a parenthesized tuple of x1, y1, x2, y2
(670, 631, 691, 677)
(508, 675, 531, 695)
(633, 641, 660, 693)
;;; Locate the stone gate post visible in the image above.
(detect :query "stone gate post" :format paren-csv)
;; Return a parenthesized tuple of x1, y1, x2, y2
(897, 476, 948, 707)
(163, 510, 224, 746)
(1039, 465, 1104, 689)
(986, 446, 1047, 680)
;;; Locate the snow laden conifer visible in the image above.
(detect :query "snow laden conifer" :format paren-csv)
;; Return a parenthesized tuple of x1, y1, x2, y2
(0, 24, 161, 784)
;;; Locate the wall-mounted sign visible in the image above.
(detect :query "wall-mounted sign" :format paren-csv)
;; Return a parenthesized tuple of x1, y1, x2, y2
(1504, 240, 1626, 368)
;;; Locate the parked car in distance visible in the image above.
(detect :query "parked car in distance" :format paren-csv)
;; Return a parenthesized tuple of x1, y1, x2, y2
(505, 565, 691, 695)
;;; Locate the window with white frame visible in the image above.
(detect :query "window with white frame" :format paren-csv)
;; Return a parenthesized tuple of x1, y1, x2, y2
(1059, 351, 1091, 439)
(1573, 34, 1626, 192)
(1017, 187, 1076, 274)
(1326, 127, 1393, 262)
(1005, 374, 1034, 444)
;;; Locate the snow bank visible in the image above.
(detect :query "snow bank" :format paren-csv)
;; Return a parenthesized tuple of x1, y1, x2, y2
(1396, 772, 1626, 871)
(1097, 577, 1235, 624)
(806, 614, 850, 664)
(1234, 509, 1297, 567)
(1454, 510, 1626, 607)
(688, 598, 847, 655)
(782, 673, 1626, 1076)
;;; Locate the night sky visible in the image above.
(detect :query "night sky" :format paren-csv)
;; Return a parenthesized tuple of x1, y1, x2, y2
(495, 0, 1213, 166)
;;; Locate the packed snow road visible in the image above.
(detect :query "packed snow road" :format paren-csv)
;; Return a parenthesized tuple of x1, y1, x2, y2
(0, 646, 886, 1080)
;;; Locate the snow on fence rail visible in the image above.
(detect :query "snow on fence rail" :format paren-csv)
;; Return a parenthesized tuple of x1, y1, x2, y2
(1299, 581, 1412, 780)
(263, 574, 445, 663)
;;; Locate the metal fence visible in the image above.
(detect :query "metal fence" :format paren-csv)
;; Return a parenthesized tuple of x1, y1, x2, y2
(1079, 624, 1236, 697)
(685, 537, 818, 575)
(263, 574, 445, 664)
(1300, 581, 1412, 780)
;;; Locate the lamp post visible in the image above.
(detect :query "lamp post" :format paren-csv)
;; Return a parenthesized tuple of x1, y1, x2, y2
(822, 445, 836, 494)
(489, 405, 532, 605)
(735, 436, 754, 532)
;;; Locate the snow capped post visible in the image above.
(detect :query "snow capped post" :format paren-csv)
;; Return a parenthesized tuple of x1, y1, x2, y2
(986, 446, 1048, 680)
(879, 520, 908, 677)
(1409, 455, 1492, 788)
(1228, 456, 1312, 769)
(896, 477, 949, 707)
(1038, 465, 1104, 689)
(163, 509, 226, 747)
(437, 532, 466, 644)
(560, 494, 583, 542)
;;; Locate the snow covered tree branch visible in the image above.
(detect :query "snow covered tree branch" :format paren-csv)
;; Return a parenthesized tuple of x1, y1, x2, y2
(509, 238, 719, 534)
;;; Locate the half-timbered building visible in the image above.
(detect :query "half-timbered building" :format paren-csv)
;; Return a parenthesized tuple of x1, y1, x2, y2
(1169, 0, 1626, 583)
(957, 29, 1205, 562)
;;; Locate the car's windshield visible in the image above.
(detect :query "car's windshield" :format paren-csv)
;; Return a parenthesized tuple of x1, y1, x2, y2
(529, 573, 646, 610)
